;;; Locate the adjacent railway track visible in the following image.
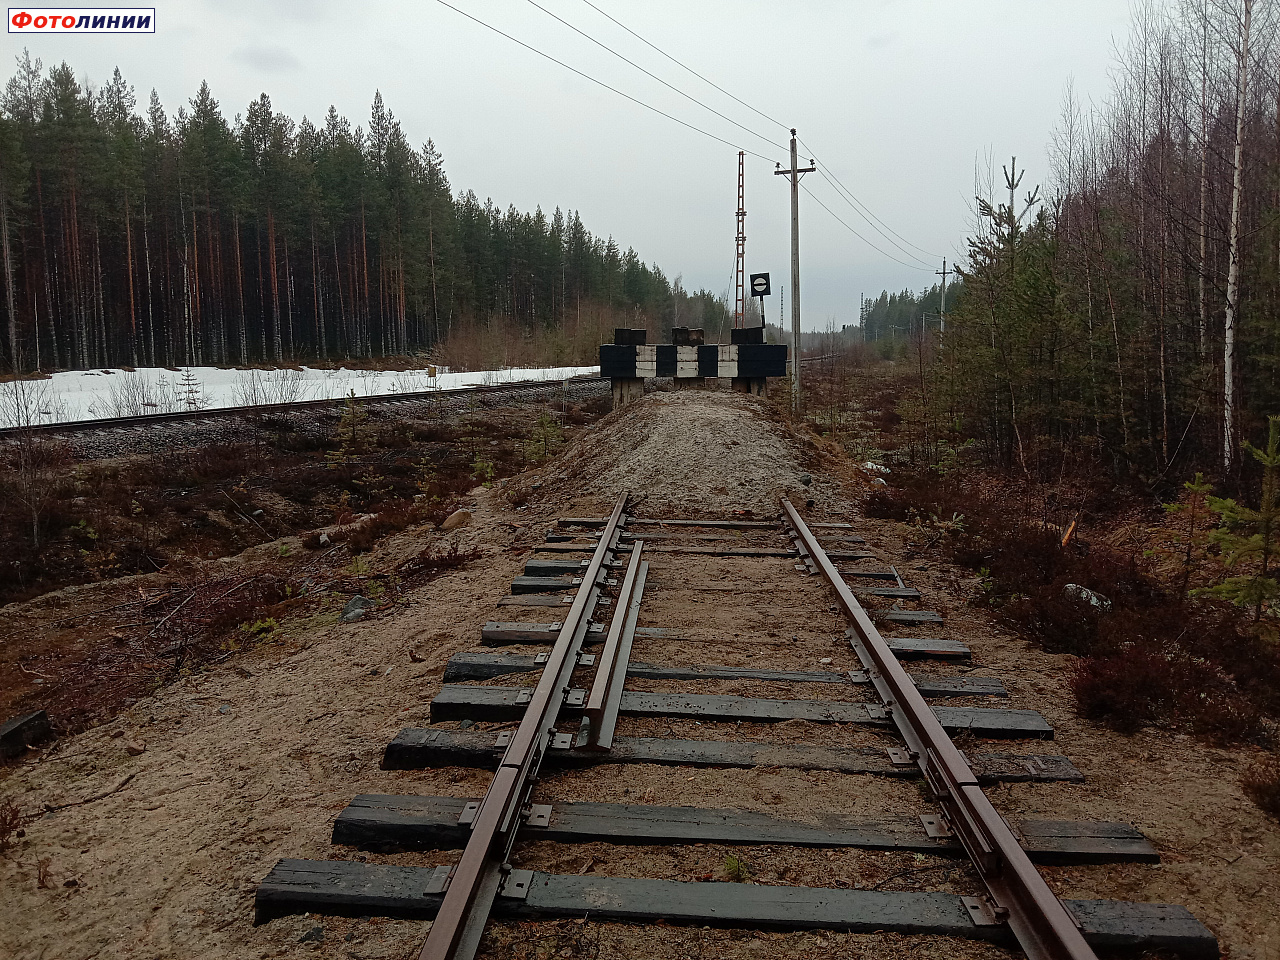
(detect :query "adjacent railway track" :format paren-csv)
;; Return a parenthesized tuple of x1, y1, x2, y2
(0, 374, 608, 440)
(254, 493, 1217, 959)
(1, 354, 837, 441)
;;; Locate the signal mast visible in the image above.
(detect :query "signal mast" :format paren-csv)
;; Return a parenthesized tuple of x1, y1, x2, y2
(733, 151, 746, 327)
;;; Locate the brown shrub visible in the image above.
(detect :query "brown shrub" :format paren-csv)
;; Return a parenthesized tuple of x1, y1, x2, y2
(399, 540, 480, 580)
(375, 423, 415, 448)
(412, 423, 461, 443)
(147, 443, 255, 487)
(1072, 642, 1262, 741)
(153, 574, 292, 661)
(1072, 645, 1180, 734)
(300, 529, 327, 550)
(346, 500, 425, 552)
(1243, 756, 1280, 820)
(863, 488, 911, 522)
(876, 466, 1280, 745)
(419, 495, 465, 528)
(0, 797, 21, 853)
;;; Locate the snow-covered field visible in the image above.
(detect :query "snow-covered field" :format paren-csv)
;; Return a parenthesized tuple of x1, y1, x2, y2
(0, 364, 600, 428)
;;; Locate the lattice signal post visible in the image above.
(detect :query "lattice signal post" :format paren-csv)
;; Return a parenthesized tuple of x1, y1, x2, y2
(734, 151, 746, 328)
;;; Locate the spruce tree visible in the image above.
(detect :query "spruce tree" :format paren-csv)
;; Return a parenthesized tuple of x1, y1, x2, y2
(1165, 472, 1214, 595)
(1203, 416, 1280, 625)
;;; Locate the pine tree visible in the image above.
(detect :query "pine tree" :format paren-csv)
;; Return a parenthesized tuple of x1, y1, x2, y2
(326, 389, 366, 468)
(178, 367, 206, 411)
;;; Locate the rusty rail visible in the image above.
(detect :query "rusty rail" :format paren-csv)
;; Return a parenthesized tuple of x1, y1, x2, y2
(781, 499, 1097, 960)
(581, 541, 648, 750)
(418, 491, 630, 960)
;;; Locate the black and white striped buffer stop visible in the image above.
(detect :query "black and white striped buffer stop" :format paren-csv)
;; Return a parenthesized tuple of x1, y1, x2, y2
(599, 343, 788, 380)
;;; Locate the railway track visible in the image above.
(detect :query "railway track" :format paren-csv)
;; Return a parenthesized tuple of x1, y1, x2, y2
(0, 374, 609, 441)
(2, 354, 839, 442)
(253, 493, 1216, 959)
(0, 375, 609, 460)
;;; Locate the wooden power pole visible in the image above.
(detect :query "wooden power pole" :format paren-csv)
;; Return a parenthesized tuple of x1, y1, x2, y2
(775, 129, 814, 413)
(936, 258, 950, 333)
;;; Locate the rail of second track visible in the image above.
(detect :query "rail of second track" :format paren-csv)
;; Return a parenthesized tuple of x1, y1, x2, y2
(0, 374, 608, 439)
(0, 354, 845, 439)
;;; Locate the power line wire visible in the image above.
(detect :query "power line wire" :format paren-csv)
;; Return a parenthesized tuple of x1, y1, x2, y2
(814, 167, 936, 268)
(429, 0, 780, 163)
(801, 182, 933, 273)
(566, 3, 941, 271)
(524, 0, 786, 153)
(433, 2, 940, 289)
(802, 136, 940, 259)
(799, 136, 941, 261)
(814, 167, 934, 267)
(579, 0, 791, 133)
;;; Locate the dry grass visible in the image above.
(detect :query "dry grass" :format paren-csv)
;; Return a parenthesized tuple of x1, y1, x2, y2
(431, 301, 626, 372)
(3, 394, 613, 744)
(0, 397, 602, 604)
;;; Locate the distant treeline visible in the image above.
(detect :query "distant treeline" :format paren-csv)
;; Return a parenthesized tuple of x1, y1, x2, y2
(858, 283, 955, 343)
(0, 52, 727, 373)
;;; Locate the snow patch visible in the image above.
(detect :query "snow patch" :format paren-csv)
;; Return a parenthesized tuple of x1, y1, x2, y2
(0, 364, 600, 428)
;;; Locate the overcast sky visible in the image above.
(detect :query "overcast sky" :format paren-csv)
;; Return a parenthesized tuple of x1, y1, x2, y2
(2, 0, 1136, 330)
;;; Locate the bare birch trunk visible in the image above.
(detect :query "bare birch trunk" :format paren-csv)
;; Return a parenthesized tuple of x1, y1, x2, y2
(268, 209, 282, 362)
(361, 201, 371, 357)
(190, 193, 202, 365)
(428, 215, 439, 346)
(1223, 0, 1252, 474)
(312, 219, 326, 359)
(1198, 0, 1210, 359)
(283, 232, 294, 359)
(332, 231, 347, 356)
(143, 192, 155, 367)
(35, 171, 57, 368)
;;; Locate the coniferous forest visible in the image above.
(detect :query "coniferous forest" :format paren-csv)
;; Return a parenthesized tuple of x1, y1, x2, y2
(0, 52, 708, 374)
(858, 284, 954, 346)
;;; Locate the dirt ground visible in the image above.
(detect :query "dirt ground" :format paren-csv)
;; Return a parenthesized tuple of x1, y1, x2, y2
(2, 389, 1278, 960)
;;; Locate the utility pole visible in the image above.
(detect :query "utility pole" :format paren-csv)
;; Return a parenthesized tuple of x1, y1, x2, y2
(775, 129, 815, 413)
(935, 258, 950, 333)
